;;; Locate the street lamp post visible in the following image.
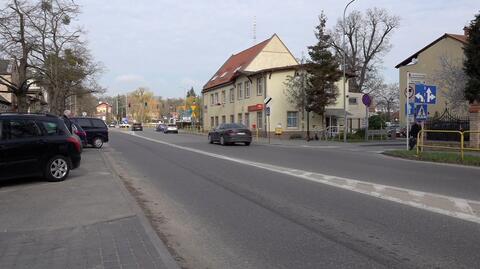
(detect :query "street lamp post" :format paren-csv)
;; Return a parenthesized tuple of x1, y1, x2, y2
(343, 0, 356, 143)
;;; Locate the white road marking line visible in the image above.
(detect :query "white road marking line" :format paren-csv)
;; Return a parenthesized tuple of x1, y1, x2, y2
(125, 132, 480, 225)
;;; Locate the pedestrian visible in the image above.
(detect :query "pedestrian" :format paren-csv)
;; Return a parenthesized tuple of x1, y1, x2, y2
(409, 121, 421, 150)
(63, 109, 73, 133)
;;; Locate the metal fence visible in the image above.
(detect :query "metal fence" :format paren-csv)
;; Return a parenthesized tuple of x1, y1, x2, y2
(425, 108, 469, 141)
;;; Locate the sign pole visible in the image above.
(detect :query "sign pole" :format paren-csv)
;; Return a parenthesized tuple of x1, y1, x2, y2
(406, 72, 410, 150)
(365, 106, 369, 141)
(267, 114, 270, 144)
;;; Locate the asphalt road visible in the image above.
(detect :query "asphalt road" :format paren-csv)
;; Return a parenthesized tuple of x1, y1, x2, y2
(107, 129, 480, 269)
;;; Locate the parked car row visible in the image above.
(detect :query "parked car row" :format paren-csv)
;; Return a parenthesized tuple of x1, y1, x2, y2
(0, 113, 110, 182)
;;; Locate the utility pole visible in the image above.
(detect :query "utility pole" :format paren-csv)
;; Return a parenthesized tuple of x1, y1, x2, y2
(343, 0, 356, 143)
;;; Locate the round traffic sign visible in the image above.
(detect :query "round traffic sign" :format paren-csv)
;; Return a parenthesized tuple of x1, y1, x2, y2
(362, 94, 372, 107)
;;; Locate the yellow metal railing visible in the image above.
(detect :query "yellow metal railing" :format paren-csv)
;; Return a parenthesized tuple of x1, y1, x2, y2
(416, 130, 480, 160)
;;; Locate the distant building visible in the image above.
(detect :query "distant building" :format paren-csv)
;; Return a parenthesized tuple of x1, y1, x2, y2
(396, 30, 468, 125)
(95, 102, 112, 121)
(202, 34, 368, 137)
(0, 59, 12, 112)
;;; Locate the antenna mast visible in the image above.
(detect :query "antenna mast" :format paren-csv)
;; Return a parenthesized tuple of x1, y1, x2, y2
(253, 16, 257, 44)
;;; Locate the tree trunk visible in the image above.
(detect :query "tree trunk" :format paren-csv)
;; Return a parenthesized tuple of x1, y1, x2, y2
(15, 93, 29, 112)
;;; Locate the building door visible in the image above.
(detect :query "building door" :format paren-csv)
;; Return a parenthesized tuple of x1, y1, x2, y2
(244, 113, 249, 128)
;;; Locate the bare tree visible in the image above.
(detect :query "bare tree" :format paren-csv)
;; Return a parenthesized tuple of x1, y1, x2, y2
(433, 56, 468, 114)
(284, 57, 308, 132)
(371, 82, 399, 122)
(330, 8, 400, 93)
(0, 0, 37, 112)
(26, 0, 103, 115)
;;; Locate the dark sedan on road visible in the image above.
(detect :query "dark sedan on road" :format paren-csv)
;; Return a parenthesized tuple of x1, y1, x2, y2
(208, 123, 252, 146)
(132, 123, 143, 131)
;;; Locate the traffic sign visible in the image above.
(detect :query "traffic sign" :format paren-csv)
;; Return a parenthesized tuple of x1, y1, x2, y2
(415, 104, 428, 121)
(415, 84, 437, 104)
(362, 94, 372, 107)
(266, 106, 271, 116)
(408, 73, 426, 84)
(264, 96, 272, 105)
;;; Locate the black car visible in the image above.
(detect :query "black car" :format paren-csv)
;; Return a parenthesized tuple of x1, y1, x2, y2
(208, 123, 252, 146)
(132, 123, 143, 131)
(71, 117, 109, 148)
(0, 113, 82, 182)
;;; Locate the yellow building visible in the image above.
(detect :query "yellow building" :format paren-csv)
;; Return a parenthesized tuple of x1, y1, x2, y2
(202, 34, 364, 137)
(396, 31, 467, 125)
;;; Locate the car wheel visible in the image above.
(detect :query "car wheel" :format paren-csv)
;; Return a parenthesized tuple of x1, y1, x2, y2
(208, 134, 213, 144)
(44, 155, 70, 182)
(245, 142, 251, 146)
(220, 136, 226, 146)
(93, 137, 103, 148)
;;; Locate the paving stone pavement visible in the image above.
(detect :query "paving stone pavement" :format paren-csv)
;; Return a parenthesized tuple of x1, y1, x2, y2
(0, 216, 167, 269)
(0, 148, 176, 269)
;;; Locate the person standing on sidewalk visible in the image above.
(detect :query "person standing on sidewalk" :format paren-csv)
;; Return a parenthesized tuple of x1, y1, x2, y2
(63, 109, 73, 133)
(409, 121, 421, 150)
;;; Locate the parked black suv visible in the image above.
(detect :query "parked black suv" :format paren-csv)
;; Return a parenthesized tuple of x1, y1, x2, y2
(0, 113, 82, 182)
(71, 117, 109, 148)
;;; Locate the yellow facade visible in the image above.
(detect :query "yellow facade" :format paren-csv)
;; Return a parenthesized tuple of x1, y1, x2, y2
(398, 35, 466, 125)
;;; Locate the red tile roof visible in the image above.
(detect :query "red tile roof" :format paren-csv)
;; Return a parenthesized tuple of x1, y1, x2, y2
(395, 33, 467, 68)
(202, 36, 272, 92)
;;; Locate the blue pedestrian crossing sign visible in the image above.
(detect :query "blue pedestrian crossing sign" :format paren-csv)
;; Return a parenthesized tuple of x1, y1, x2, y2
(415, 84, 437, 104)
(415, 104, 428, 121)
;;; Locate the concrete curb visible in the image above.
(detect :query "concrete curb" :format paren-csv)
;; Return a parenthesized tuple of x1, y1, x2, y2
(100, 150, 181, 269)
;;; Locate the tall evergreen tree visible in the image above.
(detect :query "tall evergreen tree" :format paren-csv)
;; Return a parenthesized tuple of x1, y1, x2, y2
(464, 12, 480, 104)
(306, 12, 342, 115)
(186, 87, 196, 98)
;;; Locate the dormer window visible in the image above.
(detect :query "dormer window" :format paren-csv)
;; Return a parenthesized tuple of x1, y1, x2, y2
(233, 66, 242, 73)
(211, 75, 218, 81)
(220, 72, 228, 78)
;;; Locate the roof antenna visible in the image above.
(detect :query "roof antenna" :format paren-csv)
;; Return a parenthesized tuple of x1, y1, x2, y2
(253, 16, 257, 44)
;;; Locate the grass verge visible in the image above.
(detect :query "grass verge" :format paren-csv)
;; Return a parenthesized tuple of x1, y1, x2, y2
(383, 150, 480, 167)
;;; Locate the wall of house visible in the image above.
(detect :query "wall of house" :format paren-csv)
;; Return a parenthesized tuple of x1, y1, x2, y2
(245, 35, 298, 72)
(399, 37, 465, 126)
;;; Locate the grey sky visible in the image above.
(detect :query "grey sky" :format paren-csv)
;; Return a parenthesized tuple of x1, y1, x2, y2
(77, 0, 478, 98)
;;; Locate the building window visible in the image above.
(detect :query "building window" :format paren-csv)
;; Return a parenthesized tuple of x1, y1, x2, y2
(210, 116, 214, 128)
(287, 111, 298, 128)
(237, 113, 242, 124)
(257, 111, 263, 129)
(230, 114, 234, 123)
(215, 116, 219, 127)
(210, 94, 214, 105)
(349, 97, 358, 105)
(257, 77, 263, 96)
(214, 92, 219, 104)
(229, 88, 234, 103)
(237, 83, 243, 99)
(244, 113, 249, 128)
(222, 115, 226, 124)
(221, 91, 226, 104)
(244, 81, 250, 98)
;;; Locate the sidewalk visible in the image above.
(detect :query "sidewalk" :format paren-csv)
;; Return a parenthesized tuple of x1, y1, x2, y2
(0, 148, 179, 269)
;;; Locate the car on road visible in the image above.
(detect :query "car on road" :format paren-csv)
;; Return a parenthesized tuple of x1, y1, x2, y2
(119, 122, 131, 128)
(132, 123, 143, 131)
(108, 122, 116, 128)
(71, 117, 109, 148)
(156, 123, 166, 132)
(208, 123, 252, 146)
(0, 113, 82, 182)
(164, 124, 178, 134)
(71, 121, 87, 147)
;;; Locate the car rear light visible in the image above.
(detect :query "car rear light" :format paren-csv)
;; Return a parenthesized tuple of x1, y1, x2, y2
(67, 136, 81, 152)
